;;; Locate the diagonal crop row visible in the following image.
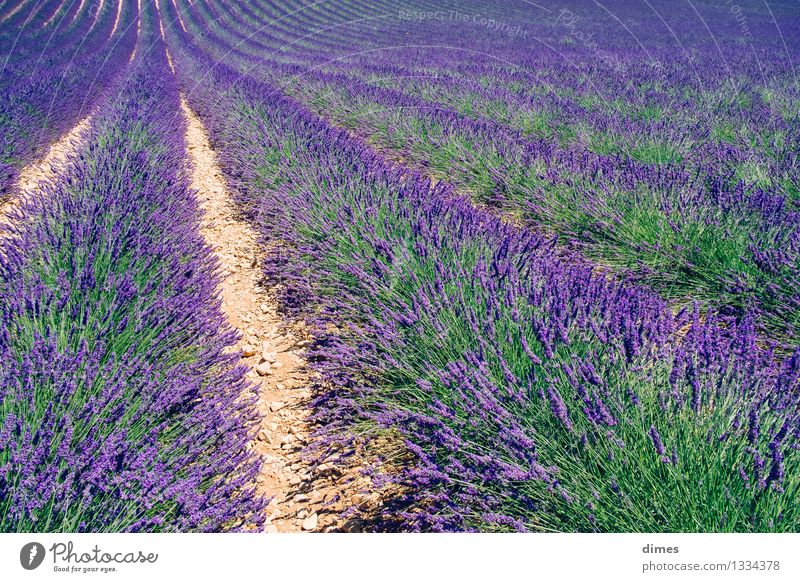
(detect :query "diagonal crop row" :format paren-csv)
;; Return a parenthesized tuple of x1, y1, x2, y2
(172, 0, 800, 344)
(166, 14, 800, 531)
(0, 0, 136, 198)
(0, 8, 264, 532)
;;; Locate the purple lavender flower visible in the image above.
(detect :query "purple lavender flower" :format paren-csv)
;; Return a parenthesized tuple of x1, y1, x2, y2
(648, 426, 666, 456)
(546, 382, 573, 431)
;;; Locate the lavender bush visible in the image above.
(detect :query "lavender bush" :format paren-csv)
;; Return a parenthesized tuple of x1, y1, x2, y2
(2, 0, 797, 534)
(0, 7, 264, 532)
(164, 6, 800, 530)
(179, 0, 800, 340)
(0, 0, 137, 198)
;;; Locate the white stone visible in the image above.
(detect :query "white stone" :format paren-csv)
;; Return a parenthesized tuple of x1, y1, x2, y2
(302, 514, 318, 531)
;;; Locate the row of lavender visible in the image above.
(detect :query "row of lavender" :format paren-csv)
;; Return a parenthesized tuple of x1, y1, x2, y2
(0, 0, 135, 198)
(0, 0, 68, 34)
(165, 1, 800, 531)
(179, 0, 796, 197)
(0, 5, 264, 531)
(181, 0, 800, 341)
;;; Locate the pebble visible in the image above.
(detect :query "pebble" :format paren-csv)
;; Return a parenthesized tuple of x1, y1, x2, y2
(289, 475, 301, 485)
(297, 509, 308, 520)
(256, 362, 273, 376)
(241, 344, 257, 357)
(268, 422, 278, 431)
(265, 524, 278, 533)
(261, 351, 277, 364)
(270, 401, 285, 412)
(261, 304, 270, 314)
(302, 514, 318, 531)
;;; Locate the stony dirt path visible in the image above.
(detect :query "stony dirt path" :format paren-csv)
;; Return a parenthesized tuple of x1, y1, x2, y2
(181, 97, 373, 533)
(0, 116, 91, 229)
(17, 118, 91, 194)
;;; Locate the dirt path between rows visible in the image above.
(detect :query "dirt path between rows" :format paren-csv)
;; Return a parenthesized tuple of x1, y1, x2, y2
(0, 116, 91, 230)
(181, 97, 378, 532)
(17, 118, 90, 193)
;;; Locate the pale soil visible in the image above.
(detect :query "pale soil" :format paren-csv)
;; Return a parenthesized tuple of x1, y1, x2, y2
(170, 0, 187, 32)
(92, 0, 105, 32)
(0, 0, 28, 25)
(0, 47, 388, 531)
(42, 0, 64, 28)
(110, 0, 123, 38)
(181, 97, 386, 532)
(129, 0, 142, 63)
(0, 116, 91, 230)
(16, 117, 91, 194)
(70, 0, 88, 26)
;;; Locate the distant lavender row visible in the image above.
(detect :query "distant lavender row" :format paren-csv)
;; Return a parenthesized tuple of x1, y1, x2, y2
(178, 0, 800, 341)
(0, 10, 264, 531)
(166, 11, 800, 531)
(194, 0, 798, 189)
(0, 0, 135, 198)
(0, 0, 67, 37)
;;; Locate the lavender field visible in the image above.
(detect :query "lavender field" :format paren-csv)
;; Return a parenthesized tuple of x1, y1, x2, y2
(0, 0, 798, 533)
